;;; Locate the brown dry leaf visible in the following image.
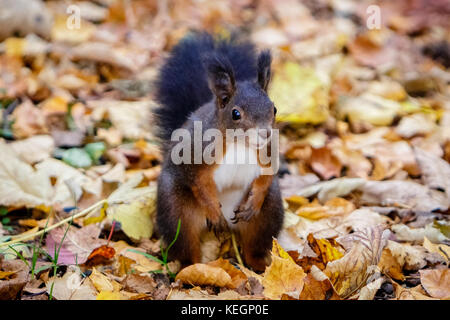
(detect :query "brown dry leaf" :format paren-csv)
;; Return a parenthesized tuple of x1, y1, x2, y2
(207, 258, 247, 289)
(420, 269, 450, 299)
(324, 226, 389, 298)
(175, 263, 232, 288)
(393, 282, 436, 300)
(385, 240, 444, 272)
(299, 266, 340, 300)
(414, 147, 450, 200)
(309, 147, 342, 180)
(121, 274, 157, 294)
(11, 99, 48, 138)
(378, 248, 405, 281)
(0, 259, 29, 300)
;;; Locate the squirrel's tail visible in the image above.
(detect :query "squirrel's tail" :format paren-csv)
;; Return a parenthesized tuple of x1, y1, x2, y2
(154, 32, 258, 142)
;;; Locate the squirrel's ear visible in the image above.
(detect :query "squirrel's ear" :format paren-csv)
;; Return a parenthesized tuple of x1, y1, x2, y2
(257, 50, 272, 92)
(204, 54, 235, 108)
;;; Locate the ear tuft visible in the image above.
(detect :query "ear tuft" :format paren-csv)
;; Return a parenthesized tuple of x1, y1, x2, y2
(203, 53, 235, 108)
(257, 50, 272, 92)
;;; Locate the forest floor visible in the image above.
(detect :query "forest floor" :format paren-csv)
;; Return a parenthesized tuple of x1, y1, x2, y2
(0, 0, 449, 300)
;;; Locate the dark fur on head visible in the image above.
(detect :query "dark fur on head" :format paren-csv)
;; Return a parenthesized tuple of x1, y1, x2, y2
(154, 32, 274, 147)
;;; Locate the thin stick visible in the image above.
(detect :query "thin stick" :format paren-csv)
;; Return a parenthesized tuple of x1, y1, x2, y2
(0, 200, 106, 248)
(231, 231, 243, 266)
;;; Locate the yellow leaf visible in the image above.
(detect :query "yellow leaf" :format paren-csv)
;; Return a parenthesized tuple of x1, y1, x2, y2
(89, 268, 114, 292)
(175, 263, 232, 288)
(5, 38, 25, 56)
(0, 270, 17, 280)
(84, 202, 107, 226)
(263, 255, 306, 300)
(106, 174, 156, 240)
(96, 291, 123, 300)
(269, 62, 329, 124)
(271, 239, 293, 261)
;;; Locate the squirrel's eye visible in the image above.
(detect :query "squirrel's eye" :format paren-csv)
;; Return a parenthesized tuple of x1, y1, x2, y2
(274, 106, 277, 115)
(232, 109, 241, 121)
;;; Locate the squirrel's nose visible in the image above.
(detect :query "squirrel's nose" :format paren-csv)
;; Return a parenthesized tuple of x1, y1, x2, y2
(258, 128, 272, 140)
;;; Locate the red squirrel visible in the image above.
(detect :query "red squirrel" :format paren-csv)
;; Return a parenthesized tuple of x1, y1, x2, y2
(154, 32, 284, 271)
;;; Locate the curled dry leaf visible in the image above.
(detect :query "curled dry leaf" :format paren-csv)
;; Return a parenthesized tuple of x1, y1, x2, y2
(207, 258, 247, 289)
(324, 226, 389, 298)
(175, 263, 232, 288)
(386, 240, 445, 271)
(420, 269, 450, 299)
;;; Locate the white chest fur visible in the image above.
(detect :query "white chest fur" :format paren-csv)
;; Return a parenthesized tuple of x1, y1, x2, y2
(213, 143, 261, 225)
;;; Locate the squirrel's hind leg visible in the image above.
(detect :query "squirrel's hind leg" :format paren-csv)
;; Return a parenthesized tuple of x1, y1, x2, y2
(156, 177, 204, 266)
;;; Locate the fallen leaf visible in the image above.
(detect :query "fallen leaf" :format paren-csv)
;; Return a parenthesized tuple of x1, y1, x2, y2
(85, 245, 116, 266)
(46, 268, 97, 300)
(11, 99, 48, 138)
(96, 291, 123, 300)
(299, 265, 340, 300)
(422, 237, 450, 261)
(414, 147, 450, 200)
(0, 143, 53, 208)
(89, 268, 115, 292)
(106, 174, 157, 240)
(175, 263, 232, 288)
(324, 226, 389, 298)
(45, 224, 106, 265)
(269, 62, 329, 124)
(309, 147, 342, 180)
(295, 178, 365, 203)
(420, 269, 450, 299)
(378, 248, 405, 281)
(359, 180, 449, 212)
(0, 259, 28, 300)
(391, 223, 447, 244)
(8, 135, 54, 164)
(207, 258, 247, 289)
(122, 273, 157, 294)
(263, 241, 306, 300)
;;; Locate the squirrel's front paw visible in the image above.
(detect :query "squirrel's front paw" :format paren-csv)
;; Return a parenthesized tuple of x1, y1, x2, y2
(231, 202, 256, 224)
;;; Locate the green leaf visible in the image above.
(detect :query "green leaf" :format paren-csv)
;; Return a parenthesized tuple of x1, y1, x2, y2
(84, 142, 105, 163)
(62, 148, 92, 168)
(0, 207, 8, 216)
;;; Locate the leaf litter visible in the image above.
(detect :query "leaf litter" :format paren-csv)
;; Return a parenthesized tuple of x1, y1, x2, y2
(0, 0, 449, 300)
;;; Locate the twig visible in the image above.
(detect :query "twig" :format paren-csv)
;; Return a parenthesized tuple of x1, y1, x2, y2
(0, 200, 106, 248)
(231, 231, 243, 266)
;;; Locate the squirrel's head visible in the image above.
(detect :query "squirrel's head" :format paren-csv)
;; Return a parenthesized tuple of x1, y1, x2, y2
(205, 51, 275, 149)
